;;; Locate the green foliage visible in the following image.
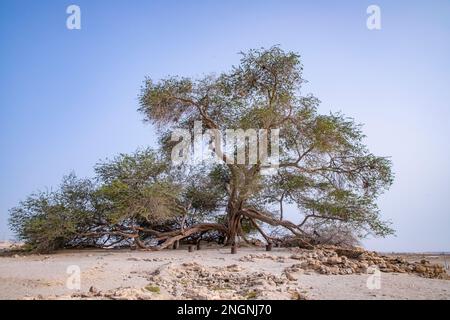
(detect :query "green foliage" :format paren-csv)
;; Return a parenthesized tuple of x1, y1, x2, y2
(9, 150, 183, 252)
(10, 46, 395, 252)
(9, 174, 96, 252)
(95, 149, 181, 224)
(138, 45, 395, 239)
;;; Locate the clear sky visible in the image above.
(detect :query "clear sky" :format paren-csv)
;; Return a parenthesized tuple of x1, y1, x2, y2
(1, 0, 449, 251)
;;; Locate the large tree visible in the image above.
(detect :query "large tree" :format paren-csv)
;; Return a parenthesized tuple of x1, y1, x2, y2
(9, 47, 394, 252)
(137, 46, 394, 248)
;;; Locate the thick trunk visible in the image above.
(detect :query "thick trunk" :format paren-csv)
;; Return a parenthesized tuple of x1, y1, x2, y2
(224, 198, 242, 246)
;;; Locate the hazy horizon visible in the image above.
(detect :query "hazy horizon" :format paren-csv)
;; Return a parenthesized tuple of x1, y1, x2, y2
(1, 0, 449, 252)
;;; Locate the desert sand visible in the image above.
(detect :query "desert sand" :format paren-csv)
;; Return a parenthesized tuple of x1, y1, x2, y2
(0, 243, 449, 300)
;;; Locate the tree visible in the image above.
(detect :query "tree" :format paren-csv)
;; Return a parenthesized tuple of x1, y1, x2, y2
(9, 150, 185, 252)
(10, 46, 394, 252)
(137, 46, 394, 248)
(9, 173, 97, 252)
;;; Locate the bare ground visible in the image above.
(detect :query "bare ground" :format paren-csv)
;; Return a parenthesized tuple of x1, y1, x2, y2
(0, 245, 449, 300)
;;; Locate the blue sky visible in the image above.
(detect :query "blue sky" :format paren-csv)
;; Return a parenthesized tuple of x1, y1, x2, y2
(1, 0, 449, 251)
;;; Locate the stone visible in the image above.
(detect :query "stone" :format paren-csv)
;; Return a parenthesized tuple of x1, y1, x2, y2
(285, 272, 297, 281)
(327, 256, 342, 265)
(329, 266, 340, 274)
(226, 264, 242, 272)
(415, 265, 427, 273)
(335, 248, 364, 259)
(127, 257, 140, 261)
(89, 286, 99, 294)
(319, 266, 330, 275)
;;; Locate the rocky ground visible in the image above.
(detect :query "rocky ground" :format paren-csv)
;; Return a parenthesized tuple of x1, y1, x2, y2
(0, 244, 449, 300)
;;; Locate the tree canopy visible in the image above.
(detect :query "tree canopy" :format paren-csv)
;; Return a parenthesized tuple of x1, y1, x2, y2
(9, 46, 394, 252)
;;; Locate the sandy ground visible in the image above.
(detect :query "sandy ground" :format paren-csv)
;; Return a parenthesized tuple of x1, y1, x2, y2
(0, 245, 449, 300)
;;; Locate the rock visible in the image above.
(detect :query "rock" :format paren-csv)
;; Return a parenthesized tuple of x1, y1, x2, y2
(335, 248, 364, 259)
(285, 272, 297, 281)
(289, 289, 307, 300)
(344, 268, 353, 275)
(254, 279, 268, 286)
(329, 266, 340, 274)
(393, 266, 406, 273)
(226, 264, 242, 272)
(308, 252, 319, 259)
(327, 256, 342, 265)
(358, 262, 369, 271)
(415, 265, 427, 273)
(267, 279, 277, 286)
(299, 261, 309, 268)
(127, 257, 140, 261)
(317, 250, 326, 258)
(89, 286, 99, 294)
(308, 260, 321, 270)
(182, 262, 196, 267)
(318, 266, 329, 274)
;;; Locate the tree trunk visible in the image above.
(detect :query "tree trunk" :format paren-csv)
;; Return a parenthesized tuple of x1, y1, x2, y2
(225, 198, 242, 246)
